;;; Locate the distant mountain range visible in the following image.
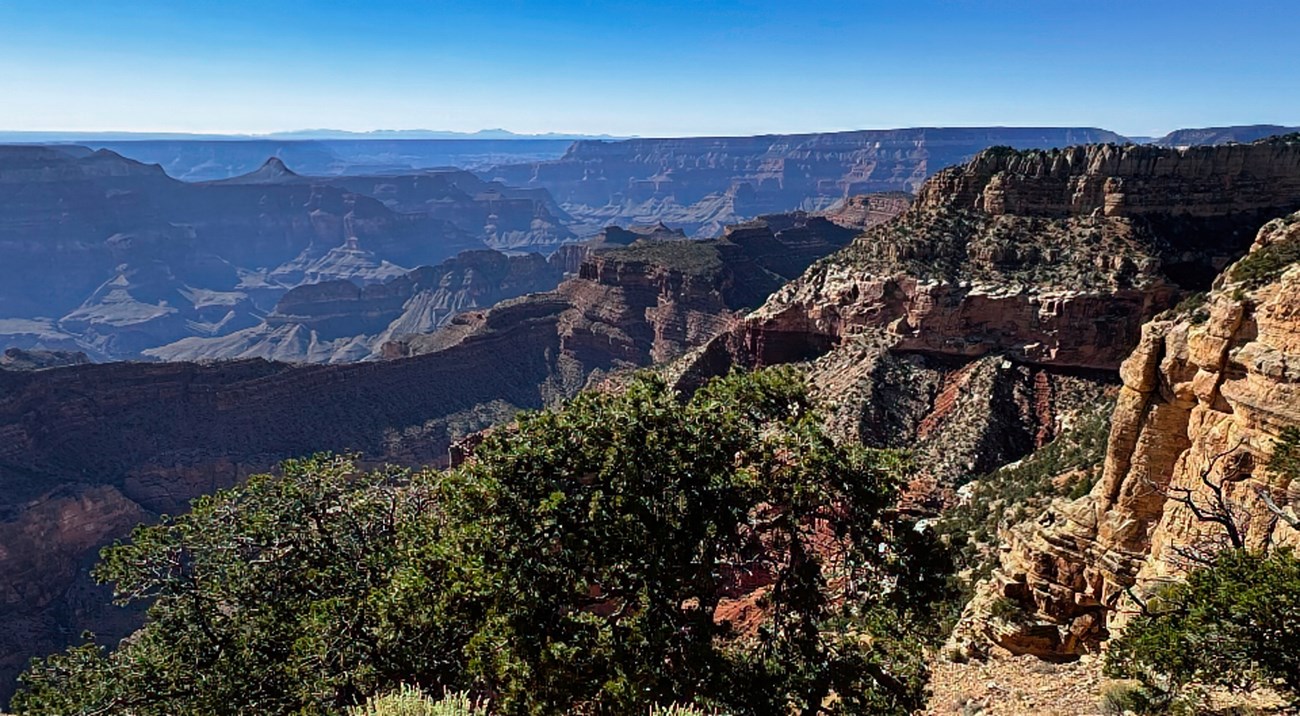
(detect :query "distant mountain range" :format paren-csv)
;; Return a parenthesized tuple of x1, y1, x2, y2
(0, 129, 628, 143)
(2, 123, 1296, 145)
(264, 128, 630, 141)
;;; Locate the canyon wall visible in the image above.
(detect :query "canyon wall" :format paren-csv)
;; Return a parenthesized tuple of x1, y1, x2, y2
(685, 139, 1300, 374)
(487, 127, 1126, 237)
(954, 213, 1300, 658)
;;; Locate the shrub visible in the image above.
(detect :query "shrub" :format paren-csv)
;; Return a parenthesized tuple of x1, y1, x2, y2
(650, 705, 722, 716)
(448, 368, 945, 715)
(1169, 291, 1209, 324)
(987, 597, 1025, 623)
(1229, 225, 1300, 288)
(350, 687, 487, 716)
(12, 455, 474, 716)
(1104, 549, 1300, 709)
(1099, 679, 1162, 715)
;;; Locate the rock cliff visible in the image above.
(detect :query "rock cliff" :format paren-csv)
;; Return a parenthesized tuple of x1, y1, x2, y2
(487, 127, 1126, 237)
(386, 212, 862, 370)
(954, 211, 1300, 659)
(675, 138, 1300, 490)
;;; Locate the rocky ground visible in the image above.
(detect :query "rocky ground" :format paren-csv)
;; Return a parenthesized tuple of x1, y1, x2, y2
(926, 651, 1107, 716)
(925, 650, 1297, 716)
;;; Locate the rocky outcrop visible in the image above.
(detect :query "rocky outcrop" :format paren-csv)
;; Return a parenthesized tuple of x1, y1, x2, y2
(487, 127, 1125, 237)
(0, 484, 150, 703)
(954, 212, 1300, 659)
(913, 139, 1300, 222)
(548, 223, 689, 276)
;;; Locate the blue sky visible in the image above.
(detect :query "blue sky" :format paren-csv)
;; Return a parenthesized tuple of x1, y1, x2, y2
(0, 0, 1296, 137)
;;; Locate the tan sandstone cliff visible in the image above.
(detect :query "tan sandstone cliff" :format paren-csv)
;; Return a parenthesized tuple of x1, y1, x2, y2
(954, 212, 1300, 658)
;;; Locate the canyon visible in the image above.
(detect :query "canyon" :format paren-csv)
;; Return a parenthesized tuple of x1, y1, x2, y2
(6, 126, 1282, 364)
(0, 204, 886, 701)
(0, 147, 572, 360)
(3, 130, 1300, 705)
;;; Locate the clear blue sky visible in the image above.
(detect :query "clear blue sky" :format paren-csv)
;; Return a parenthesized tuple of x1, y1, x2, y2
(0, 0, 1296, 137)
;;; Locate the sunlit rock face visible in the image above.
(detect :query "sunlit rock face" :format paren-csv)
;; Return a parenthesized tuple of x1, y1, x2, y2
(954, 212, 1300, 659)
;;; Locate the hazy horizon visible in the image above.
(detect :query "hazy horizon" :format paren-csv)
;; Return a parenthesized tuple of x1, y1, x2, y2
(2, 123, 1298, 144)
(2, 0, 1297, 138)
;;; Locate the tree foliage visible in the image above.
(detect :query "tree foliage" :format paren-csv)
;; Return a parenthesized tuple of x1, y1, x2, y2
(1104, 429, 1300, 708)
(1103, 548, 1300, 707)
(13, 455, 475, 715)
(13, 368, 949, 716)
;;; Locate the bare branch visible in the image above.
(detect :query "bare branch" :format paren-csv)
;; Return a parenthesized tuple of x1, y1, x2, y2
(1256, 486, 1300, 531)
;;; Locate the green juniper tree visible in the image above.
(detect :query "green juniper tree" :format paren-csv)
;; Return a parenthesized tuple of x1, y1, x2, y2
(14, 369, 950, 716)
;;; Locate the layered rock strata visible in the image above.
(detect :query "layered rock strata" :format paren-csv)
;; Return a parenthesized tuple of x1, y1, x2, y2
(145, 250, 564, 363)
(0, 209, 859, 701)
(488, 127, 1126, 236)
(0, 148, 571, 359)
(674, 139, 1300, 494)
(954, 212, 1300, 658)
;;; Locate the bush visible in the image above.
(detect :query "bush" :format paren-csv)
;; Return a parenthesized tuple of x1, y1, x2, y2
(13, 369, 949, 716)
(350, 687, 487, 716)
(1099, 679, 1163, 715)
(1104, 549, 1300, 709)
(1168, 291, 1209, 324)
(449, 368, 945, 715)
(650, 706, 722, 716)
(1229, 221, 1300, 288)
(12, 455, 473, 716)
(987, 597, 1025, 623)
